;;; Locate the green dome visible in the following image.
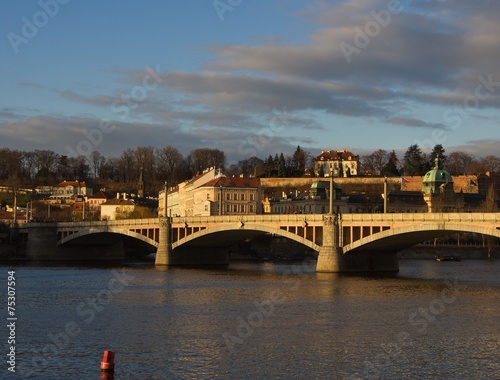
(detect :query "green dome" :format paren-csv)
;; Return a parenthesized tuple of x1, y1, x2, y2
(422, 157, 453, 195)
(310, 180, 342, 199)
(310, 181, 341, 190)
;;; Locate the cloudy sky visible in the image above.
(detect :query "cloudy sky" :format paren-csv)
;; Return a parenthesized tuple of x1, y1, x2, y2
(1, 0, 499, 164)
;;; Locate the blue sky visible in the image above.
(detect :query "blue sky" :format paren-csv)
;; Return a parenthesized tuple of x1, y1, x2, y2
(1, 0, 499, 164)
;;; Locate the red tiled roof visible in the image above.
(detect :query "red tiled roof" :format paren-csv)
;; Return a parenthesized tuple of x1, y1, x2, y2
(54, 180, 86, 187)
(88, 191, 113, 199)
(101, 199, 135, 206)
(313, 150, 359, 161)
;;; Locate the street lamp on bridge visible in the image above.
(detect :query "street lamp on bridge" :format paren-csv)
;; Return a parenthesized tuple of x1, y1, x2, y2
(219, 184, 223, 216)
(329, 163, 334, 215)
(163, 181, 169, 219)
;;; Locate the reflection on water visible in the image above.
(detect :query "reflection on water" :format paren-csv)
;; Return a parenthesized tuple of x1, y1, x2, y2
(6, 259, 500, 379)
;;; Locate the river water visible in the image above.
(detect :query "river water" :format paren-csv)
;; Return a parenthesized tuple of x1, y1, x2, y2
(3, 258, 500, 380)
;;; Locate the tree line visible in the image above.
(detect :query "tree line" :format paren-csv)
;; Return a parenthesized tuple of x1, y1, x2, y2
(0, 146, 226, 196)
(1, 143, 499, 196)
(360, 144, 500, 177)
(0, 144, 313, 195)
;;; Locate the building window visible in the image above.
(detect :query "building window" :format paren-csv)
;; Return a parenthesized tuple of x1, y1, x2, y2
(250, 194, 254, 201)
(249, 204, 254, 213)
(207, 193, 210, 200)
(241, 194, 245, 201)
(226, 204, 230, 212)
(226, 193, 231, 201)
(204, 205, 208, 211)
(233, 204, 238, 213)
(241, 205, 245, 213)
(233, 193, 238, 201)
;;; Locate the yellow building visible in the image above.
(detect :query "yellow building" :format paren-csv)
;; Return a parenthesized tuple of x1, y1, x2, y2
(195, 177, 262, 216)
(159, 168, 262, 217)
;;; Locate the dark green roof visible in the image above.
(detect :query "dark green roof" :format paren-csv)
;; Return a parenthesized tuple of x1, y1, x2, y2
(311, 181, 342, 190)
(422, 157, 453, 195)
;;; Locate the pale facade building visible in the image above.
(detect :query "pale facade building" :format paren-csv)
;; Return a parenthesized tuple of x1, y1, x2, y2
(159, 167, 219, 217)
(158, 168, 262, 217)
(312, 150, 359, 178)
(87, 191, 114, 213)
(49, 180, 93, 200)
(100, 196, 135, 220)
(195, 177, 262, 216)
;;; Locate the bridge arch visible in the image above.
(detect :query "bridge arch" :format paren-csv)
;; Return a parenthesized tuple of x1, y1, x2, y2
(58, 228, 159, 249)
(172, 223, 321, 252)
(343, 223, 500, 254)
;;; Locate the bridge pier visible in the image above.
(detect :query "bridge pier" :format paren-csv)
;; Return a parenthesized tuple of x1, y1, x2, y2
(155, 218, 173, 265)
(317, 248, 399, 273)
(317, 215, 344, 272)
(26, 223, 58, 260)
(316, 216, 399, 273)
(155, 218, 229, 266)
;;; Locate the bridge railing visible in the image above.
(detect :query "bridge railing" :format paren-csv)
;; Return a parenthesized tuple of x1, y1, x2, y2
(26, 212, 500, 230)
(340, 212, 500, 224)
(171, 214, 326, 224)
(55, 218, 160, 228)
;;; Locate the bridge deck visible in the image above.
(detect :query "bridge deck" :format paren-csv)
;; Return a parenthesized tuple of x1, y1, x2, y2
(25, 212, 500, 252)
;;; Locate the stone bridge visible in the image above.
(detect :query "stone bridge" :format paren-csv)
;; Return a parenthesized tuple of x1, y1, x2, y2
(24, 213, 500, 272)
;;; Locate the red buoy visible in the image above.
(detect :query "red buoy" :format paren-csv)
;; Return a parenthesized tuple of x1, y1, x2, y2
(100, 350, 115, 372)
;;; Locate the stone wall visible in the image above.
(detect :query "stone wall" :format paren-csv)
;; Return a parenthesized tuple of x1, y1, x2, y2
(262, 175, 482, 195)
(402, 175, 480, 193)
(261, 177, 402, 196)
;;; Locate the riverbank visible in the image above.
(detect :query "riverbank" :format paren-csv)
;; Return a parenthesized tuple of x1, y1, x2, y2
(398, 245, 498, 260)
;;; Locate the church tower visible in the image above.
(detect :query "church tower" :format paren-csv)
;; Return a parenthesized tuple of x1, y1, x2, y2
(138, 167, 144, 198)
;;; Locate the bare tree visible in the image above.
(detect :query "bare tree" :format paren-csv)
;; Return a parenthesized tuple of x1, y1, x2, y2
(157, 145, 184, 184)
(187, 148, 226, 174)
(33, 150, 60, 182)
(0, 148, 23, 182)
(68, 156, 89, 180)
(446, 152, 476, 175)
(21, 151, 36, 182)
(89, 151, 106, 179)
(480, 155, 500, 173)
(134, 146, 156, 193)
(118, 148, 137, 183)
(361, 149, 388, 175)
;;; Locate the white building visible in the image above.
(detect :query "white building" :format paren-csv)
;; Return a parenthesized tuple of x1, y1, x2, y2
(49, 180, 93, 200)
(159, 168, 262, 217)
(100, 196, 135, 220)
(312, 150, 359, 177)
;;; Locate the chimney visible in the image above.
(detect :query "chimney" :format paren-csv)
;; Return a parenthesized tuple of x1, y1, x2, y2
(116, 192, 119, 199)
